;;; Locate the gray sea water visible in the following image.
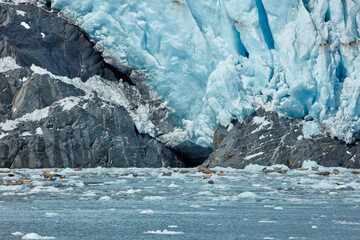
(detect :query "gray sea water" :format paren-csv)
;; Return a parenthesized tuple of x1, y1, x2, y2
(1, 164, 360, 240)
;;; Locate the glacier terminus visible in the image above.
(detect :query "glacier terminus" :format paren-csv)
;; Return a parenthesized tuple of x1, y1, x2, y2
(49, 0, 360, 148)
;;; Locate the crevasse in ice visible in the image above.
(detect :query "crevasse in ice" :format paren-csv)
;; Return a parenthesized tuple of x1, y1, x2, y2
(50, 0, 360, 147)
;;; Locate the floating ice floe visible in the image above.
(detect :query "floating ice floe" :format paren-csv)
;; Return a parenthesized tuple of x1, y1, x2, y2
(99, 196, 111, 201)
(140, 209, 154, 214)
(143, 196, 166, 201)
(168, 182, 179, 188)
(144, 229, 184, 235)
(22, 233, 56, 239)
(45, 213, 59, 218)
(238, 191, 257, 199)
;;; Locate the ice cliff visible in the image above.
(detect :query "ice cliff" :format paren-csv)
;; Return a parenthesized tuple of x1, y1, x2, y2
(5, 0, 360, 149)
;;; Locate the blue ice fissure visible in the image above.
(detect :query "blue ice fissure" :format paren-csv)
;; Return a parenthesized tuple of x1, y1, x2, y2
(232, 25, 249, 58)
(255, 0, 275, 50)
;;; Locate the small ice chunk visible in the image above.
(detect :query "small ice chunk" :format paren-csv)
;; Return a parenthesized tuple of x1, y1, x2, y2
(22, 233, 56, 239)
(12, 232, 23, 236)
(258, 220, 277, 223)
(99, 196, 111, 201)
(143, 196, 165, 200)
(238, 191, 257, 198)
(333, 220, 360, 225)
(168, 225, 178, 228)
(125, 189, 141, 194)
(244, 164, 267, 171)
(311, 182, 334, 190)
(168, 182, 179, 188)
(41, 32, 46, 38)
(312, 225, 318, 229)
(302, 160, 319, 169)
(303, 121, 321, 138)
(189, 204, 201, 208)
(21, 22, 30, 29)
(198, 191, 214, 195)
(144, 229, 184, 235)
(82, 191, 97, 197)
(140, 209, 154, 214)
(273, 206, 283, 210)
(45, 213, 59, 218)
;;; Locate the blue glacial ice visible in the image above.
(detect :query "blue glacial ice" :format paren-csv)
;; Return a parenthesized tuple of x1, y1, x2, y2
(27, 0, 360, 146)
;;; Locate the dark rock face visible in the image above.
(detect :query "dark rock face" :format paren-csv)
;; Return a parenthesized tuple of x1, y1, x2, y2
(0, 90, 184, 168)
(203, 108, 360, 169)
(0, 3, 184, 168)
(0, 3, 129, 82)
(12, 73, 86, 118)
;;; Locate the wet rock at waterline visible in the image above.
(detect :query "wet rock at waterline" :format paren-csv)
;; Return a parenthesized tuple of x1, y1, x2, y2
(203, 108, 360, 169)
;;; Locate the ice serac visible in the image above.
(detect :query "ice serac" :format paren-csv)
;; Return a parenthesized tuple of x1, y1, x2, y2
(45, 0, 360, 148)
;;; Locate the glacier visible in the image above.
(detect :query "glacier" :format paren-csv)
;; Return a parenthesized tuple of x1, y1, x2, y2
(6, 0, 360, 148)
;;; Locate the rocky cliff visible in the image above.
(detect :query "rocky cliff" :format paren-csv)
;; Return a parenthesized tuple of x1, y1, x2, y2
(0, 3, 184, 168)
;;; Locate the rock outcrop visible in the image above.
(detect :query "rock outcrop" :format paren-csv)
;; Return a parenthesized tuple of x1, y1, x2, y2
(0, 3, 184, 168)
(203, 108, 360, 169)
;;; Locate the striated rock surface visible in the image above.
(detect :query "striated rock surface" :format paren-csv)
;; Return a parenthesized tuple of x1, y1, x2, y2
(203, 108, 360, 169)
(0, 3, 184, 168)
(0, 82, 183, 168)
